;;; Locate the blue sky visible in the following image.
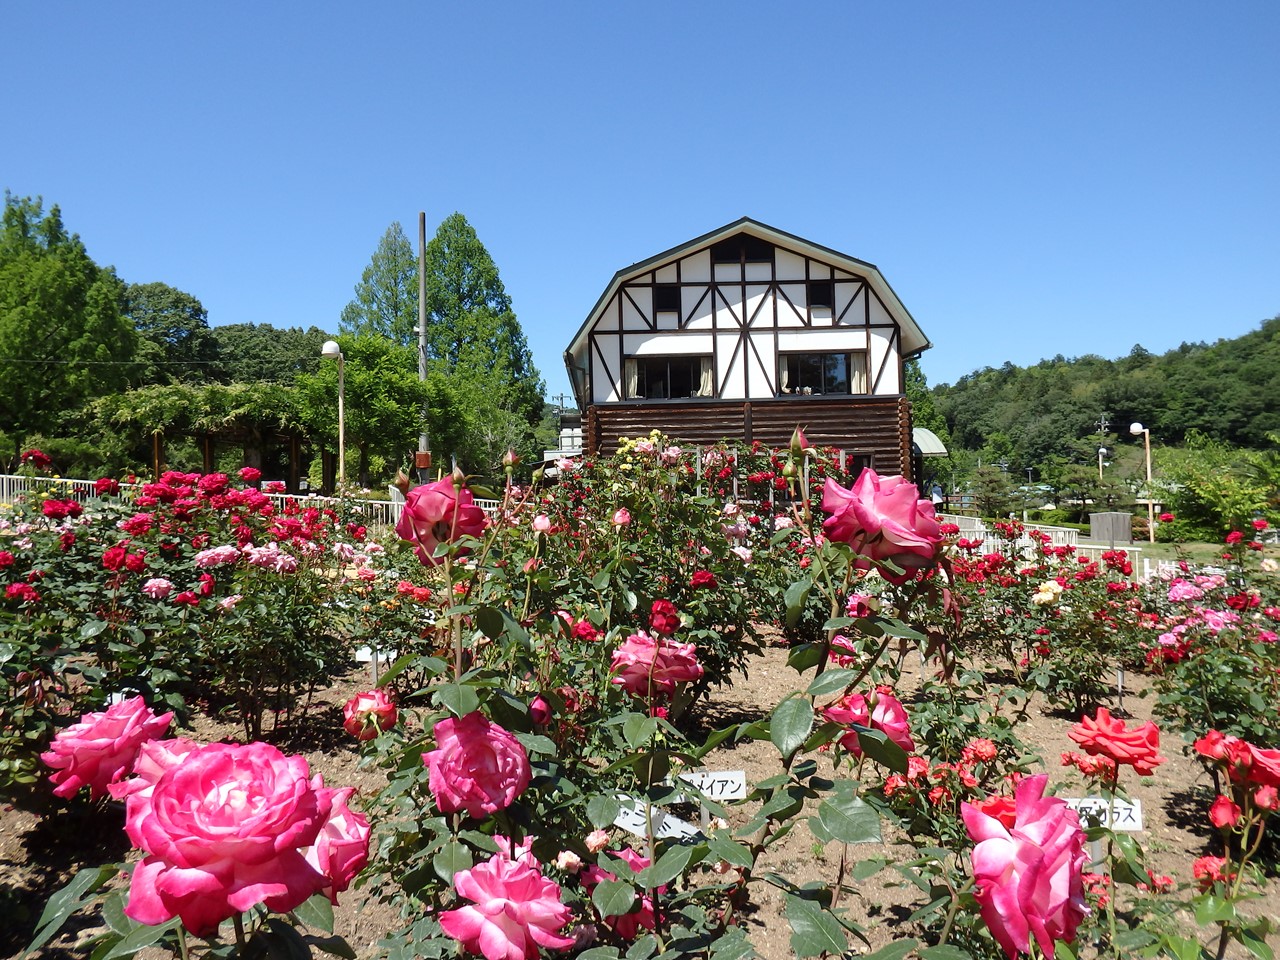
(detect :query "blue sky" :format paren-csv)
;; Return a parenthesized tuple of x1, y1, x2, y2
(5, 2, 1277, 402)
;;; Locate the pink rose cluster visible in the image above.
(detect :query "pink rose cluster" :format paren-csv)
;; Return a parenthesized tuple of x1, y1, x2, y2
(440, 837, 574, 960)
(342, 688, 398, 741)
(423, 712, 531, 818)
(41, 695, 174, 799)
(962, 774, 1087, 959)
(821, 468, 943, 584)
(821, 687, 914, 757)
(116, 739, 369, 934)
(610, 631, 703, 698)
(395, 476, 488, 567)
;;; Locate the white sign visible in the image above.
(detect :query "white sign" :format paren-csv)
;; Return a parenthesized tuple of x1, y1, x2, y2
(675, 770, 748, 802)
(1064, 796, 1144, 832)
(613, 795, 701, 840)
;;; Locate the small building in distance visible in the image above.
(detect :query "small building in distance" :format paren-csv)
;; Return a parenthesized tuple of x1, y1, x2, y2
(563, 218, 932, 477)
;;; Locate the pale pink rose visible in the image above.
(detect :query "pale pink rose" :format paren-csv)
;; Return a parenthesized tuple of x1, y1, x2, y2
(395, 476, 488, 567)
(585, 829, 610, 853)
(194, 544, 241, 568)
(962, 773, 1088, 959)
(41, 696, 173, 799)
(422, 712, 531, 818)
(612, 508, 632, 527)
(356, 566, 376, 582)
(141, 578, 174, 600)
(821, 469, 943, 584)
(610, 632, 703, 697)
(554, 850, 583, 873)
(731, 545, 753, 564)
(218, 594, 243, 611)
(342, 689, 398, 740)
(439, 846, 574, 960)
(633, 439, 656, 455)
(122, 741, 331, 935)
(1167, 579, 1203, 603)
(660, 445, 682, 465)
(532, 513, 552, 533)
(303, 786, 370, 903)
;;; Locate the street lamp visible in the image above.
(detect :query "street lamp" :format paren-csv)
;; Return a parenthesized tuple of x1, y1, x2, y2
(1097, 446, 1108, 482)
(1130, 422, 1154, 543)
(321, 340, 345, 487)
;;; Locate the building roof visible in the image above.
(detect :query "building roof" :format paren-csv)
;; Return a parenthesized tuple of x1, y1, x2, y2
(564, 217, 932, 368)
(913, 426, 949, 457)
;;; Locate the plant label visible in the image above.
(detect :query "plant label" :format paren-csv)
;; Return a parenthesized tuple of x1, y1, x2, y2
(1064, 796, 1144, 831)
(613, 795, 701, 840)
(675, 770, 748, 801)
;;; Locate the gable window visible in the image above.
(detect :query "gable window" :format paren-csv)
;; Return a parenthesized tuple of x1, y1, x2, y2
(779, 352, 867, 395)
(710, 235, 775, 264)
(654, 284, 681, 316)
(624, 356, 714, 399)
(808, 279, 834, 309)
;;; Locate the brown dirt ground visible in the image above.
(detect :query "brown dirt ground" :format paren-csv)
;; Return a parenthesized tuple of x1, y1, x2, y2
(5, 641, 1279, 959)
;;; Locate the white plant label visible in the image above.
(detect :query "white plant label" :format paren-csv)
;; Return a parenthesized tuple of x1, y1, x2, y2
(1064, 796, 1144, 832)
(676, 770, 748, 802)
(613, 795, 701, 840)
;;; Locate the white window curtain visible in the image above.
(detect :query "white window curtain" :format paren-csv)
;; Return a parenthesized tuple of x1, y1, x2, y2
(779, 360, 790, 394)
(697, 357, 714, 397)
(624, 359, 639, 399)
(850, 352, 867, 394)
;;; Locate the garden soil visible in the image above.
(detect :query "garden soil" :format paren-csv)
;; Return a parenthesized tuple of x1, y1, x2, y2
(5, 637, 1278, 960)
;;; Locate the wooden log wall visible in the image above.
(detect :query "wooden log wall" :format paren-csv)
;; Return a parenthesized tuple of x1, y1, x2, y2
(587, 396, 914, 479)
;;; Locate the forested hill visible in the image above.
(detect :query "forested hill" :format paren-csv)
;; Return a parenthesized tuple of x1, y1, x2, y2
(930, 315, 1280, 458)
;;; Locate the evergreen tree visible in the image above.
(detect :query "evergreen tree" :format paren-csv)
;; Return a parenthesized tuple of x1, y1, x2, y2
(339, 222, 418, 344)
(125, 281, 218, 384)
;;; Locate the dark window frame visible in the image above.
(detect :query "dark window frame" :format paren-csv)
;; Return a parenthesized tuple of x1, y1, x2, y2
(778, 351, 868, 396)
(625, 354, 714, 400)
(808, 279, 834, 309)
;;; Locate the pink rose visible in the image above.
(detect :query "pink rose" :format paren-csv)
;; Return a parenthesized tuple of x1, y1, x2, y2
(613, 508, 632, 526)
(141, 578, 174, 600)
(423, 712, 531, 818)
(532, 513, 552, 533)
(239, 466, 262, 483)
(962, 773, 1088, 959)
(610, 632, 703, 697)
(439, 844, 574, 960)
(581, 847, 663, 940)
(303, 786, 370, 903)
(342, 689, 397, 740)
(821, 469, 943, 583)
(395, 476, 488, 566)
(821, 689, 914, 756)
(121, 741, 332, 935)
(41, 696, 173, 799)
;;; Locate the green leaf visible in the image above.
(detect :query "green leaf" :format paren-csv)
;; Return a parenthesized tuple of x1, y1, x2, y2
(814, 796, 882, 844)
(575, 949, 623, 960)
(640, 844, 698, 887)
(786, 643, 823, 673)
(587, 794, 622, 828)
(592, 879, 637, 918)
(435, 682, 480, 718)
(622, 714, 659, 749)
(851, 857, 889, 880)
(303, 935, 358, 959)
(859, 939, 920, 960)
(855, 727, 909, 773)
(26, 863, 119, 955)
(807, 668, 857, 698)
(626, 934, 659, 959)
(919, 946, 973, 960)
(79, 619, 108, 639)
(1193, 892, 1238, 925)
(257, 918, 312, 960)
(291, 893, 334, 933)
(771, 697, 814, 761)
(433, 840, 474, 883)
(99, 918, 182, 960)
(475, 605, 504, 639)
(784, 577, 814, 629)
(784, 893, 848, 958)
(706, 833, 754, 868)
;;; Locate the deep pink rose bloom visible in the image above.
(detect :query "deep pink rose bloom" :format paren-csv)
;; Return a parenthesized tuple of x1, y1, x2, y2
(962, 773, 1088, 959)
(303, 786, 370, 903)
(439, 845, 574, 960)
(239, 466, 262, 483)
(342, 689, 397, 740)
(822, 689, 914, 756)
(581, 847, 663, 940)
(821, 469, 943, 583)
(423, 713, 531, 818)
(610, 632, 704, 697)
(121, 741, 331, 935)
(395, 477, 488, 566)
(40, 696, 174, 800)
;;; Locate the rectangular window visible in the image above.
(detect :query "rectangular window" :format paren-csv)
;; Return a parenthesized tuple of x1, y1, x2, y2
(808, 280, 834, 309)
(710, 235, 774, 264)
(653, 284, 681, 314)
(625, 356, 714, 399)
(779, 352, 867, 395)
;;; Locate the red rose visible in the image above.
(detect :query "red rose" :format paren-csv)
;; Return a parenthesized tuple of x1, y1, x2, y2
(690, 570, 718, 589)
(1067, 707, 1165, 775)
(649, 599, 680, 636)
(1208, 795, 1241, 829)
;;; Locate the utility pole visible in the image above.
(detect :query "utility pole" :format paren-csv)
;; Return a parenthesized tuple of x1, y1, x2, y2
(416, 212, 431, 480)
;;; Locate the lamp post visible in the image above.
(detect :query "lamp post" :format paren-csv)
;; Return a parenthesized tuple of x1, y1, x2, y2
(1097, 446, 1108, 482)
(1130, 422, 1154, 543)
(321, 340, 345, 487)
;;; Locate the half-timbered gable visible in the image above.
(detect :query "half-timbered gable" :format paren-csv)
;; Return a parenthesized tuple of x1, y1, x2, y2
(564, 218, 931, 476)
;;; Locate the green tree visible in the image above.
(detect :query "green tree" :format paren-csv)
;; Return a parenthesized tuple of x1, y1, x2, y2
(297, 334, 431, 488)
(125, 281, 218, 384)
(421, 213, 544, 474)
(339, 222, 418, 345)
(209, 323, 330, 384)
(0, 194, 136, 448)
